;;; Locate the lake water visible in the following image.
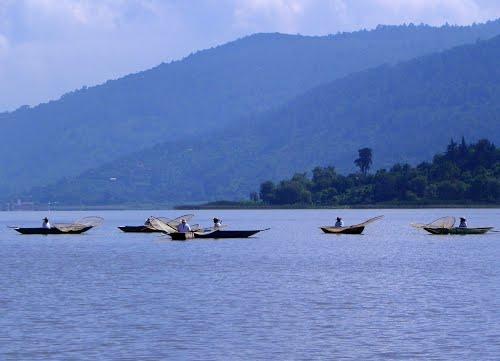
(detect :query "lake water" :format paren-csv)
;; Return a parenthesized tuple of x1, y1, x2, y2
(1, 209, 499, 360)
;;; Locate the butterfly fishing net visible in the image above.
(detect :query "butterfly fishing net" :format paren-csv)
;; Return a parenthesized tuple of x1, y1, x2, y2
(164, 214, 195, 228)
(427, 216, 455, 229)
(411, 216, 455, 229)
(357, 215, 384, 227)
(75, 216, 104, 227)
(53, 216, 104, 232)
(148, 217, 177, 233)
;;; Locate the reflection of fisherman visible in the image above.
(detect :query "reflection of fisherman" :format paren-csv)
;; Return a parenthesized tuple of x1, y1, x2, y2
(177, 219, 191, 233)
(213, 217, 222, 229)
(42, 217, 51, 229)
(458, 217, 468, 228)
(334, 217, 344, 228)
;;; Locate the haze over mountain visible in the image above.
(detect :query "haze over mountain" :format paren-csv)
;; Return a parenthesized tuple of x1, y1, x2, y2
(30, 33, 500, 205)
(2, 20, 500, 201)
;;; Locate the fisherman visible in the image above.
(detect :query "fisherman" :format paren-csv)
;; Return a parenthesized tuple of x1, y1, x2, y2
(177, 219, 191, 233)
(144, 217, 153, 227)
(213, 217, 222, 229)
(334, 217, 344, 227)
(458, 217, 468, 228)
(42, 217, 51, 229)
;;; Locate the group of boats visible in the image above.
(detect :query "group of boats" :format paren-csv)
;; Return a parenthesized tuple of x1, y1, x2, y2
(119, 215, 270, 240)
(10, 214, 495, 238)
(322, 215, 494, 235)
(12, 215, 270, 240)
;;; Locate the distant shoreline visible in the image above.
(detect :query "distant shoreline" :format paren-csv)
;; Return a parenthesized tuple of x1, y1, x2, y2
(174, 203, 500, 210)
(2, 203, 499, 212)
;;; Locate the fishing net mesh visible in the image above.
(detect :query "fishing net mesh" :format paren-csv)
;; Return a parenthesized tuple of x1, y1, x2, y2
(148, 217, 176, 233)
(53, 216, 104, 232)
(427, 216, 455, 229)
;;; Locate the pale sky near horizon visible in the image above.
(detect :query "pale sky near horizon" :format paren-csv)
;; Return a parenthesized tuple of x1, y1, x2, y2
(1, 0, 500, 111)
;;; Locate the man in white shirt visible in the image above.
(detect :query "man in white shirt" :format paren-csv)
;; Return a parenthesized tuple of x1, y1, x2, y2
(334, 217, 344, 228)
(42, 217, 51, 229)
(177, 219, 191, 233)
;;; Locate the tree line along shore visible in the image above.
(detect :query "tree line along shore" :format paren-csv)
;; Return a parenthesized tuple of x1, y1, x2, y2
(181, 138, 499, 209)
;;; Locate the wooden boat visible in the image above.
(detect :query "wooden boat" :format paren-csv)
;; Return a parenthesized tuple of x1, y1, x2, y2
(169, 232, 196, 241)
(321, 226, 365, 234)
(14, 226, 93, 235)
(12, 216, 103, 235)
(320, 215, 383, 235)
(118, 226, 162, 233)
(169, 229, 268, 241)
(423, 227, 493, 235)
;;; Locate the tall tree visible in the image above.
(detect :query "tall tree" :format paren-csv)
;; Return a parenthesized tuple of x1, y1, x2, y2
(355, 148, 373, 175)
(259, 181, 276, 203)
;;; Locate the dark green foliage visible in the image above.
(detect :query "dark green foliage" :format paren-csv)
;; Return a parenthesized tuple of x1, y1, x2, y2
(355, 148, 373, 175)
(16, 28, 500, 206)
(259, 181, 276, 204)
(2, 21, 500, 197)
(257, 139, 500, 205)
(249, 192, 259, 202)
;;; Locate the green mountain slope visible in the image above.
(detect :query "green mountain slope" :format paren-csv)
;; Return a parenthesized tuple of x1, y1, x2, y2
(3, 21, 500, 195)
(29, 34, 500, 206)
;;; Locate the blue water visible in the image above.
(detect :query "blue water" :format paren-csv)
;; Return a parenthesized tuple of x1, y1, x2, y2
(1, 209, 499, 360)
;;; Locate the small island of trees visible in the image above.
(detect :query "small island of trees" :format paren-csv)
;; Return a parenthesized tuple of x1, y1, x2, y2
(253, 138, 499, 206)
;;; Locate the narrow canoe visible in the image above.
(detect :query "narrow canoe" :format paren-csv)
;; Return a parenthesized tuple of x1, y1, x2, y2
(14, 226, 93, 235)
(118, 225, 163, 233)
(321, 226, 365, 234)
(423, 227, 493, 235)
(195, 229, 264, 239)
(169, 229, 267, 240)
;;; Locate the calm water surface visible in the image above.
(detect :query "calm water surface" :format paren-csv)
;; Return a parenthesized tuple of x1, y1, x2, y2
(1, 209, 499, 360)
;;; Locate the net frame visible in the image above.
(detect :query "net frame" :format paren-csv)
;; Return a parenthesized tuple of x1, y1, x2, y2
(355, 215, 384, 227)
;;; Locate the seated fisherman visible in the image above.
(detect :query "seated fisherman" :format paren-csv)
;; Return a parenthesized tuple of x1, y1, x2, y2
(213, 217, 222, 229)
(177, 219, 191, 233)
(42, 217, 51, 229)
(334, 217, 344, 227)
(458, 217, 468, 228)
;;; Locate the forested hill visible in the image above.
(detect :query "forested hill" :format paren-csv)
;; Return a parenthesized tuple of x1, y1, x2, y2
(29, 33, 500, 206)
(3, 21, 500, 196)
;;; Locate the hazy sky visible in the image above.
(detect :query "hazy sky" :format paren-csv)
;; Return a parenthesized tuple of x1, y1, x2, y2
(1, 0, 500, 111)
